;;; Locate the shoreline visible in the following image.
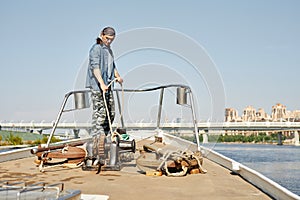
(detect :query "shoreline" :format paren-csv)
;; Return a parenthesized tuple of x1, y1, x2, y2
(214, 141, 298, 146)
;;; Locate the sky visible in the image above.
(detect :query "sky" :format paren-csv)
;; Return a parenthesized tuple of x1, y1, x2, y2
(0, 0, 299, 123)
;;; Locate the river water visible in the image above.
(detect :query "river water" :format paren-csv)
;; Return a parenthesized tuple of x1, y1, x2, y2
(204, 143, 300, 196)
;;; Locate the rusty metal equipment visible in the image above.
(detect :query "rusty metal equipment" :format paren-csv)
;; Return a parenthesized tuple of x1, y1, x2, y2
(82, 129, 136, 172)
(31, 141, 87, 172)
(137, 140, 207, 177)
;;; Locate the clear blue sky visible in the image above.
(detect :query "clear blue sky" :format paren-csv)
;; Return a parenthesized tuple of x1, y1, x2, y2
(0, 0, 299, 122)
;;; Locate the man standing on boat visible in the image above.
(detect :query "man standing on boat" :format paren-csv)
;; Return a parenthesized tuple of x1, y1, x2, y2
(85, 27, 123, 168)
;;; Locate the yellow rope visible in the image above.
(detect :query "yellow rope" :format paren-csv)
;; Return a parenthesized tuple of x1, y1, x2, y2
(102, 78, 124, 142)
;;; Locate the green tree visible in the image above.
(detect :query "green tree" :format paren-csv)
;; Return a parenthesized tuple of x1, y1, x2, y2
(5, 133, 23, 145)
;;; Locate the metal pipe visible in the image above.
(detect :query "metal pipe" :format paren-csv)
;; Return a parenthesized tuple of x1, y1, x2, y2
(157, 88, 165, 129)
(115, 90, 125, 128)
(109, 143, 118, 166)
(46, 92, 73, 147)
(188, 89, 201, 151)
(114, 84, 190, 93)
(31, 141, 85, 154)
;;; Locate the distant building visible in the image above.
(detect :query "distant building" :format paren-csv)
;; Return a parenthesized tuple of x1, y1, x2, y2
(293, 110, 300, 121)
(224, 103, 297, 138)
(242, 106, 256, 122)
(256, 108, 269, 121)
(225, 103, 298, 123)
(287, 110, 300, 122)
(225, 108, 238, 122)
(271, 103, 287, 121)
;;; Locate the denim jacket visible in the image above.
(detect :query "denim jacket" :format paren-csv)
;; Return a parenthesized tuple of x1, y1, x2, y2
(85, 43, 116, 91)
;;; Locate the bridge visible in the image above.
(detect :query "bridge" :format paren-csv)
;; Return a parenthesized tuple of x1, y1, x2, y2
(2, 121, 300, 130)
(1, 121, 299, 145)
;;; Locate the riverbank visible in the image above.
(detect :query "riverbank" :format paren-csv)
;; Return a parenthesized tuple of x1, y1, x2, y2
(180, 133, 299, 146)
(0, 130, 61, 146)
(215, 140, 298, 146)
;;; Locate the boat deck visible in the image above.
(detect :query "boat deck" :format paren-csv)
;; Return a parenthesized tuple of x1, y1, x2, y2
(0, 150, 271, 199)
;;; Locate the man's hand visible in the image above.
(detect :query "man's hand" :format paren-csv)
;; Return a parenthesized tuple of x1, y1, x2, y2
(100, 83, 109, 92)
(116, 77, 123, 84)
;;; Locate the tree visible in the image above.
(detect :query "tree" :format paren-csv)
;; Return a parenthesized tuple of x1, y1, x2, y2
(5, 133, 23, 145)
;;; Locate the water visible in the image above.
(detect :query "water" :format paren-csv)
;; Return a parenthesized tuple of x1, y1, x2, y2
(205, 143, 300, 196)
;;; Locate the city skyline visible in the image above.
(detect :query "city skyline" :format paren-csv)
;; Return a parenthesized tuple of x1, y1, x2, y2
(225, 102, 300, 122)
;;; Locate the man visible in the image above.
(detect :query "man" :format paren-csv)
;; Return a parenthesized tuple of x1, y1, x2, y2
(85, 27, 123, 167)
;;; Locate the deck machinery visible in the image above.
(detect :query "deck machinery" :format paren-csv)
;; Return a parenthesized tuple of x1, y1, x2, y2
(31, 84, 201, 174)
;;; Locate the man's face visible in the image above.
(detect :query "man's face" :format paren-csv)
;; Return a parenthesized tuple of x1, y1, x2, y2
(102, 34, 115, 47)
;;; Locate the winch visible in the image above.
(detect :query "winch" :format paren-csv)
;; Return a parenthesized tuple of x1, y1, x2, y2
(82, 79, 136, 173)
(83, 128, 136, 172)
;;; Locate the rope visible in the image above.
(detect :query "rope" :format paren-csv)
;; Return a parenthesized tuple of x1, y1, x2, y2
(164, 160, 188, 177)
(192, 153, 207, 174)
(102, 78, 123, 141)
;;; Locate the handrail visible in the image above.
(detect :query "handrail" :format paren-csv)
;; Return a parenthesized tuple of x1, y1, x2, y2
(114, 84, 200, 150)
(114, 84, 190, 92)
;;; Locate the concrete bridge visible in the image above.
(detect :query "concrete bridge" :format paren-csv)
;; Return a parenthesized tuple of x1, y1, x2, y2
(1, 121, 299, 145)
(2, 121, 300, 130)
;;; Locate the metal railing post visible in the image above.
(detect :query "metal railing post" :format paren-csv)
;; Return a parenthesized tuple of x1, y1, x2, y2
(115, 90, 125, 128)
(188, 89, 201, 151)
(46, 92, 73, 147)
(157, 88, 165, 130)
